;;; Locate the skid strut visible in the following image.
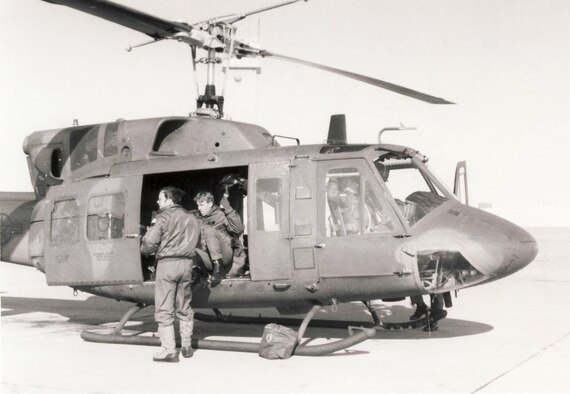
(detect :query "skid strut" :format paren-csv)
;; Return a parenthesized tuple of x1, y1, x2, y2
(112, 303, 146, 335)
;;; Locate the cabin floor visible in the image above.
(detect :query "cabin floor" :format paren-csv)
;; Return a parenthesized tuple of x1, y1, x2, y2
(2, 228, 569, 394)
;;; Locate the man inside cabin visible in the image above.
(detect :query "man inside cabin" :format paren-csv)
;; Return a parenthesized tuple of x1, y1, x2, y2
(193, 190, 244, 286)
(327, 177, 362, 235)
(141, 186, 200, 362)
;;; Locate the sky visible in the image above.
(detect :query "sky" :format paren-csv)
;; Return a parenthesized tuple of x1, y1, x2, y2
(1, 0, 569, 227)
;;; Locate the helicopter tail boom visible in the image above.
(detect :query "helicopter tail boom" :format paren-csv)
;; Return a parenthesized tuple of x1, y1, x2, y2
(0, 192, 36, 267)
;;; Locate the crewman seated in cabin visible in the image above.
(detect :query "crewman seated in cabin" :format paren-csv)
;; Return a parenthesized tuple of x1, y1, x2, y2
(192, 191, 244, 286)
(327, 177, 362, 236)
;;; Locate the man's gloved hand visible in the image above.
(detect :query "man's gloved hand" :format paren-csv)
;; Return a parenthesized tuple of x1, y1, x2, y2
(219, 194, 232, 212)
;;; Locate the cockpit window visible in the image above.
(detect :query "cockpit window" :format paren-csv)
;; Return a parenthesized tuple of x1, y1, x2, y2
(103, 122, 119, 157)
(70, 126, 99, 171)
(375, 152, 449, 226)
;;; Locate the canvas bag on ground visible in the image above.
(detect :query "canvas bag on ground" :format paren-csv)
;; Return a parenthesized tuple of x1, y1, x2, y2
(259, 323, 298, 359)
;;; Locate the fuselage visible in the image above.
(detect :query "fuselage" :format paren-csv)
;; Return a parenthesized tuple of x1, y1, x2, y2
(0, 116, 538, 310)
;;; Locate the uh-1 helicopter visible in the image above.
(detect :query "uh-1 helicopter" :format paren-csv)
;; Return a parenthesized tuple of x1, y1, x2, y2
(0, 0, 538, 357)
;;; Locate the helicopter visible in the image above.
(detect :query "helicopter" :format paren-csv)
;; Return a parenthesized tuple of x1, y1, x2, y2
(0, 0, 538, 357)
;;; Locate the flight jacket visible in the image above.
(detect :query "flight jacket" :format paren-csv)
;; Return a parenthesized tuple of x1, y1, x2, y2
(141, 204, 200, 261)
(192, 204, 244, 236)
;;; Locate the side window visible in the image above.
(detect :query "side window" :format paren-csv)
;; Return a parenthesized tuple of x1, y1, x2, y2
(51, 147, 64, 178)
(256, 178, 282, 232)
(51, 199, 80, 245)
(70, 126, 99, 171)
(87, 194, 125, 241)
(325, 168, 362, 237)
(103, 122, 119, 157)
(363, 180, 394, 234)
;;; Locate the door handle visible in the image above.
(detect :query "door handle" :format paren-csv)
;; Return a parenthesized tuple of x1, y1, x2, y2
(125, 234, 140, 239)
(314, 243, 326, 249)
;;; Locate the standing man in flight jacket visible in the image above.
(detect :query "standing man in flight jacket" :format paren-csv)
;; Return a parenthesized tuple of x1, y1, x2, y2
(141, 186, 200, 362)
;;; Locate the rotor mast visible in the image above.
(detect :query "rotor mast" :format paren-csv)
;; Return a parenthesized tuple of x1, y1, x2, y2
(191, 1, 308, 118)
(196, 46, 225, 117)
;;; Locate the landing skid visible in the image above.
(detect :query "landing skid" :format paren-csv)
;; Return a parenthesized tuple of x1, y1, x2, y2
(81, 304, 377, 357)
(196, 301, 447, 331)
(361, 300, 448, 331)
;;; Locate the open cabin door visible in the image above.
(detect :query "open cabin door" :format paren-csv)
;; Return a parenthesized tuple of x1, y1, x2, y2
(248, 161, 291, 281)
(44, 176, 143, 286)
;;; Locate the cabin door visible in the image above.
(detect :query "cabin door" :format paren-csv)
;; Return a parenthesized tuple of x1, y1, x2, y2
(44, 176, 144, 285)
(248, 161, 291, 281)
(315, 159, 404, 278)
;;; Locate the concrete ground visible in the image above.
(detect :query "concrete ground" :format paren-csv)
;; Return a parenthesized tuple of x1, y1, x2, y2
(1, 228, 569, 394)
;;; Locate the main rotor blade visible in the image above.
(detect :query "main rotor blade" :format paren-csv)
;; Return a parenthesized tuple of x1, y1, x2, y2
(202, 0, 307, 25)
(42, 0, 192, 40)
(259, 50, 454, 104)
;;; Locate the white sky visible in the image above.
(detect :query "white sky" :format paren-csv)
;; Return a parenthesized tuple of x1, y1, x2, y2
(1, 0, 569, 227)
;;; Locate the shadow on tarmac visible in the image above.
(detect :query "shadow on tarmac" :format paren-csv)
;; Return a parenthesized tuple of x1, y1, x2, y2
(1, 295, 493, 342)
(1, 295, 149, 325)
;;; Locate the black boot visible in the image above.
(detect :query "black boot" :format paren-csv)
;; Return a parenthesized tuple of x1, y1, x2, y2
(410, 302, 428, 320)
(210, 260, 223, 286)
(423, 320, 439, 332)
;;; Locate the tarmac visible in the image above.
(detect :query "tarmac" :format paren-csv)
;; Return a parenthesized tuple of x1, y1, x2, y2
(1, 227, 569, 394)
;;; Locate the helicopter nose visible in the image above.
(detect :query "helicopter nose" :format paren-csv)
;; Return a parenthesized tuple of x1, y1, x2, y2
(407, 203, 538, 291)
(468, 217, 538, 279)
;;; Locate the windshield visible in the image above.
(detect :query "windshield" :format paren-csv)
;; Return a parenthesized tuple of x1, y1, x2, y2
(374, 151, 451, 227)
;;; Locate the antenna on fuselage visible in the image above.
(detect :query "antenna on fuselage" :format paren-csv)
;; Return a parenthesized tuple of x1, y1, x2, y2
(326, 114, 347, 144)
(378, 123, 417, 143)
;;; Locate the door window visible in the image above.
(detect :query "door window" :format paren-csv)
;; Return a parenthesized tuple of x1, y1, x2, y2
(325, 167, 393, 237)
(325, 167, 362, 236)
(51, 199, 80, 245)
(255, 178, 282, 232)
(87, 193, 125, 241)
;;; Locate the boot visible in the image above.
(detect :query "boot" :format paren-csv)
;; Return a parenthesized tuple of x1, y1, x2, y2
(210, 260, 223, 286)
(181, 346, 194, 358)
(179, 320, 194, 358)
(153, 326, 179, 362)
(423, 320, 439, 332)
(423, 295, 443, 331)
(410, 302, 428, 320)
